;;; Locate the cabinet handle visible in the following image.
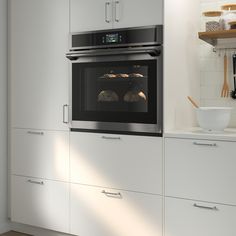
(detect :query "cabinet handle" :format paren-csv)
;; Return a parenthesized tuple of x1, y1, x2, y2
(115, 1, 120, 22)
(28, 179, 44, 185)
(102, 190, 122, 198)
(27, 131, 44, 135)
(102, 136, 121, 140)
(193, 203, 218, 211)
(105, 2, 111, 23)
(193, 142, 217, 147)
(63, 104, 69, 124)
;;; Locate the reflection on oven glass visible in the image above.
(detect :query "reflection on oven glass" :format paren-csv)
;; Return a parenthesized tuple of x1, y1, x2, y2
(129, 73, 144, 78)
(100, 72, 144, 79)
(98, 90, 119, 102)
(81, 63, 149, 113)
(124, 91, 147, 102)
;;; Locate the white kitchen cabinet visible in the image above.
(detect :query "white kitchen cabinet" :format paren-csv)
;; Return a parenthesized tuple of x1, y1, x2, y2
(11, 175, 69, 233)
(70, 132, 162, 195)
(9, 0, 69, 131)
(11, 128, 69, 182)
(70, 183, 162, 236)
(165, 138, 236, 205)
(70, 0, 113, 32)
(165, 197, 236, 236)
(113, 0, 163, 29)
(70, 0, 163, 33)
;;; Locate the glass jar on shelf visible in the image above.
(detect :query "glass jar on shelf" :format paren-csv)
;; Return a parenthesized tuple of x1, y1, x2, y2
(220, 4, 236, 30)
(203, 11, 222, 32)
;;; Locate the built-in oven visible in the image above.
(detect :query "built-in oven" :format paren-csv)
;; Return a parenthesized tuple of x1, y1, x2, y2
(66, 25, 163, 136)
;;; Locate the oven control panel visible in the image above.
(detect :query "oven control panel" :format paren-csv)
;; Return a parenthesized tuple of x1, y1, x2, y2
(71, 26, 163, 49)
(102, 33, 123, 44)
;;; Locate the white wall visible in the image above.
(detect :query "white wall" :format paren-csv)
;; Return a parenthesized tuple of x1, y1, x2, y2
(164, 0, 201, 131)
(200, 0, 236, 127)
(0, 0, 10, 233)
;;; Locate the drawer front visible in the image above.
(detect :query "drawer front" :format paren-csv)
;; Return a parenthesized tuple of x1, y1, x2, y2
(70, 132, 162, 194)
(70, 183, 162, 236)
(11, 175, 69, 233)
(165, 138, 236, 205)
(11, 129, 69, 181)
(165, 197, 236, 236)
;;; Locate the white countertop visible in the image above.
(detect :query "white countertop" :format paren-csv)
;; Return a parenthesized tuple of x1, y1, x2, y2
(164, 127, 236, 142)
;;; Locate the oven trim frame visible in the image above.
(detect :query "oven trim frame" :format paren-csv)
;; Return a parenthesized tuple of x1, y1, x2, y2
(68, 46, 163, 135)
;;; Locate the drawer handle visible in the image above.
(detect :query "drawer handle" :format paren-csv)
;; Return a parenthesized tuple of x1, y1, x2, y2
(27, 131, 44, 136)
(28, 179, 44, 185)
(102, 136, 121, 140)
(193, 203, 218, 211)
(193, 142, 217, 147)
(102, 190, 122, 198)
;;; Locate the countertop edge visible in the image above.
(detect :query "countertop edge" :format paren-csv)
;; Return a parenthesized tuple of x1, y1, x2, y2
(164, 128, 236, 142)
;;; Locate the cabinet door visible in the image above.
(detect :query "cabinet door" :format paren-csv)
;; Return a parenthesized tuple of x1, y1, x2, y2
(70, 0, 113, 32)
(165, 197, 236, 236)
(11, 175, 69, 233)
(113, 0, 163, 29)
(70, 183, 162, 236)
(165, 138, 236, 205)
(11, 128, 69, 182)
(9, 0, 69, 131)
(70, 132, 162, 194)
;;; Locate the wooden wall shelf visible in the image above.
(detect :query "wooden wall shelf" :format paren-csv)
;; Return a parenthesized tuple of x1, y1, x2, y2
(198, 29, 236, 47)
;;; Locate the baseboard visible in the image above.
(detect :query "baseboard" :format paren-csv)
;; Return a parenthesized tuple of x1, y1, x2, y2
(0, 222, 11, 234)
(10, 223, 71, 236)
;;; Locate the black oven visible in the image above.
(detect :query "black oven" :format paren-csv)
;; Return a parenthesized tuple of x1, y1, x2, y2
(66, 25, 163, 136)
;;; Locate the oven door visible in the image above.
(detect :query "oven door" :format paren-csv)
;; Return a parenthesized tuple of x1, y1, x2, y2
(68, 46, 163, 135)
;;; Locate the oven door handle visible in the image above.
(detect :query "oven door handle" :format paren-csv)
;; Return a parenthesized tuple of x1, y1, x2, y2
(66, 48, 161, 60)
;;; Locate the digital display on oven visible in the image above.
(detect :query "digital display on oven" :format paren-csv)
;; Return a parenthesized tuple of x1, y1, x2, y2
(106, 33, 119, 43)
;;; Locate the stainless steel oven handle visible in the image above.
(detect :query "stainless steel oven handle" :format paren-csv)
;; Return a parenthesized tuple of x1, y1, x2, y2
(66, 48, 161, 60)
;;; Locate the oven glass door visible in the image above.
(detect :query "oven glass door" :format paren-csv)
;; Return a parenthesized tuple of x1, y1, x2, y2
(71, 49, 162, 133)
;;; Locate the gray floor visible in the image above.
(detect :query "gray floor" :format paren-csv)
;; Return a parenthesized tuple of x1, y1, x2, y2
(1, 231, 32, 236)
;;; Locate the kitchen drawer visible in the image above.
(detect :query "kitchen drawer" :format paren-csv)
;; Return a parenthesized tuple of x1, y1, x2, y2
(165, 197, 236, 236)
(11, 129, 69, 181)
(70, 132, 162, 194)
(165, 138, 236, 205)
(11, 175, 69, 233)
(70, 183, 162, 236)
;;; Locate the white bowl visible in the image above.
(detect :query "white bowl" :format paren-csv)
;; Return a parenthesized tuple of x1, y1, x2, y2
(196, 107, 233, 132)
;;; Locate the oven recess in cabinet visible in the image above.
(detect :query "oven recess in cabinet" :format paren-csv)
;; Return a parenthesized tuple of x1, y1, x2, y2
(66, 25, 163, 136)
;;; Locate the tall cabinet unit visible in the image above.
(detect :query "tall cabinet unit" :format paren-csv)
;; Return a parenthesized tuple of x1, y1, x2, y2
(9, 0, 70, 233)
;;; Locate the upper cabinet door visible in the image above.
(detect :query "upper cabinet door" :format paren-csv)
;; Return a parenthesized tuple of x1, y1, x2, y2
(70, 0, 113, 32)
(9, 0, 69, 131)
(113, 0, 163, 29)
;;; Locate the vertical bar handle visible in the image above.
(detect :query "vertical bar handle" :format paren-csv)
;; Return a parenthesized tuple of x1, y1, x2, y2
(115, 1, 120, 22)
(105, 2, 111, 23)
(63, 104, 69, 124)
